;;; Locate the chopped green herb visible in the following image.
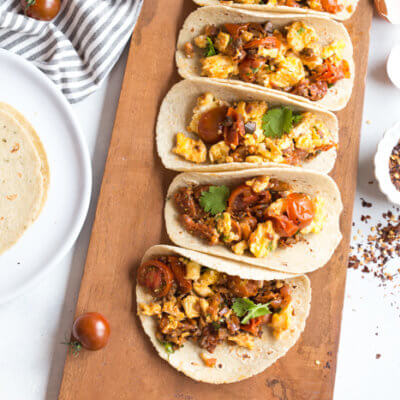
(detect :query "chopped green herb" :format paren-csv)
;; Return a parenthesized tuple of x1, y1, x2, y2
(297, 27, 305, 35)
(262, 107, 303, 139)
(232, 298, 271, 325)
(251, 67, 259, 73)
(205, 36, 217, 57)
(162, 341, 174, 354)
(199, 185, 230, 215)
(327, 82, 334, 88)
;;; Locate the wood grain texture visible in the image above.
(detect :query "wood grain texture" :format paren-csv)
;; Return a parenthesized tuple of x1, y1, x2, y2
(58, 1, 372, 399)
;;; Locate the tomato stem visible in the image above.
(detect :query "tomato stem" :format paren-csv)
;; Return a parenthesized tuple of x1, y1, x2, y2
(24, 0, 36, 14)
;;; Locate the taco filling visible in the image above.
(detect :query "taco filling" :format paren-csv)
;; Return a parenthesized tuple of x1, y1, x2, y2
(185, 21, 350, 101)
(173, 93, 336, 166)
(138, 254, 294, 362)
(215, 0, 347, 15)
(173, 176, 325, 258)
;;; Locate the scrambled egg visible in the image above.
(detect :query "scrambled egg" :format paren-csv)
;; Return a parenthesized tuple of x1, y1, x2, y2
(266, 198, 286, 218)
(269, 303, 293, 338)
(215, 32, 231, 53)
(228, 332, 255, 350)
(217, 212, 241, 243)
(245, 176, 270, 193)
(185, 260, 201, 281)
(182, 295, 201, 319)
(173, 132, 206, 163)
(321, 40, 345, 63)
(139, 302, 161, 317)
(188, 93, 227, 134)
(286, 22, 318, 53)
(248, 221, 279, 258)
(291, 113, 333, 152)
(209, 141, 231, 164)
(307, 0, 323, 11)
(300, 196, 326, 234)
(201, 54, 238, 79)
(193, 269, 219, 297)
(232, 240, 248, 255)
(160, 316, 179, 334)
(162, 298, 185, 321)
(269, 54, 305, 88)
(194, 35, 208, 49)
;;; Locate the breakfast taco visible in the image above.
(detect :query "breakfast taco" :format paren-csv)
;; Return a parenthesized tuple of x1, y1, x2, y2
(136, 245, 311, 383)
(165, 168, 342, 273)
(157, 79, 338, 173)
(192, 0, 359, 21)
(176, 7, 354, 111)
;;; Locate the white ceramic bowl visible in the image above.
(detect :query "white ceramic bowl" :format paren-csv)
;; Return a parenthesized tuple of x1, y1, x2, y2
(374, 121, 400, 204)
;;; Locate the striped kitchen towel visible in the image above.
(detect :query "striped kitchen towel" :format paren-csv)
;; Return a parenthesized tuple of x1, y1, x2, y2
(0, 0, 143, 103)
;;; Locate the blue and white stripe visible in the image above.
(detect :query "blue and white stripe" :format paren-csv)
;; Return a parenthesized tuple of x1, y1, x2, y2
(0, 0, 143, 103)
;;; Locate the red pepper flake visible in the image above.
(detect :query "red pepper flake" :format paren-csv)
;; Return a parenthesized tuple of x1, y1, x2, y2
(376, 354, 381, 359)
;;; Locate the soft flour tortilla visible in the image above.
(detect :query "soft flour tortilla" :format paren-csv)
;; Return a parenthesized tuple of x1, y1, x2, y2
(176, 6, 355, 111)
(157, 78, 338, 173)
(193, 0, 359, 21)
(165, 168, 342, 274)
(0, 103, 49, 254)
(136, 245, 311, 383)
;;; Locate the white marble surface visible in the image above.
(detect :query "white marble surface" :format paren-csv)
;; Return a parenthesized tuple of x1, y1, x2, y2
(0, 13, 399, 400)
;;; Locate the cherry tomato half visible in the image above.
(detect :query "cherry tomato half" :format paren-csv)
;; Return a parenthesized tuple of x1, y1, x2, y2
(286, 193, 314, 230)
(271, 215, 299, 237)
(167, 256, 192, 294)
(198, 106, 228, 144)
(243, 37, 280, 50)
(228, 184, 259, 215)
(321, 0, 343, 14)
(239, 56, 266, 83)
(224, 23, 249, 39)
(72, 312, 110, 351)
(21, 0, 61, 21)
(241, 315, 269, 336)
(137, 259, 174, 297)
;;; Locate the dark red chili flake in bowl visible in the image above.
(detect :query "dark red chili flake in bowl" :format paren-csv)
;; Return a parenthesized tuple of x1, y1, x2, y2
(389, 140, 400, 191)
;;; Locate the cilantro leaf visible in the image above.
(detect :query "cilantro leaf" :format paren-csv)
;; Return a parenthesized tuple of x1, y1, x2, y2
(199, 186, 230, 215)
(297, 26, 305, 35)
(232, 298, 271, 324)
(262, 107, 303, 139)
(205, 36, 217, 57)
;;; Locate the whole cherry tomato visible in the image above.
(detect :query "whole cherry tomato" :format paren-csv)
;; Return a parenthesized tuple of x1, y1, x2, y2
(238, 56, 266, 83)
(72, 312, 110, 351)
(137, 259, 174, 297)
(286, 193, 314, 230)
(21, 0, 61, 21)
(198, 106, 228, 144)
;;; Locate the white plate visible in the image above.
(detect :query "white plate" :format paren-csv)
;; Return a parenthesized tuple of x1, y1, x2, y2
(0, 50, 92, 304)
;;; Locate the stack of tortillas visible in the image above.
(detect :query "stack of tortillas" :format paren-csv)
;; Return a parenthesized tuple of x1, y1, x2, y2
(0, 103, 49, 254)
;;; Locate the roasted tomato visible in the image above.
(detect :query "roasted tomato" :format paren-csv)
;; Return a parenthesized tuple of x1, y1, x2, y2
(313, 59, 345, 85)
(224, 23, 249, 39)
(198, 106, 228, 144)
(321, 0, 343, 14)
(72, 312, 110, 351)
(269, 285, 292, 310)
(168, 256, 192, 294)
(228, 276, 260, 298)
(137, 259, 174, 297)
(21, 0, 61, 21)
(286, 193, 314, 229)
(238, 56, 266, 83)
(228, 184, 259, 214)
(243, 36, 280, 49)
(224, 107, 245, 149)
(240, 315, 270, 336)
(271, 215, 299, 237)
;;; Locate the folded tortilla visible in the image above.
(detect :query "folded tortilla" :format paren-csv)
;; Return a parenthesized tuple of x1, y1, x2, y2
(192, 1, 359, 21)
(0, 103, 49, 254)
(157, 78, 338, 173)
(136, 245, 311, 383)
(165, 168, 342, 274)
(176, 6, 354, 111)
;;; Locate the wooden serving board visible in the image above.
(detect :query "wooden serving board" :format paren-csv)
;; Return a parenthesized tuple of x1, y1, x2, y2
(58, 1, 372, 399)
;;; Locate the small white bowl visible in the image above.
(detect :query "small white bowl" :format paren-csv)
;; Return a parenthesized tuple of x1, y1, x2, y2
(387, 44, 400, 89)
(374, 121, 400, 205)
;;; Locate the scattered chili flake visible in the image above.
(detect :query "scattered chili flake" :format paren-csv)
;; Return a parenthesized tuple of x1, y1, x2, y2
(361, 198, 372, 208)
(376, 354, 381, 359)
(390, 140, 400, 191)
